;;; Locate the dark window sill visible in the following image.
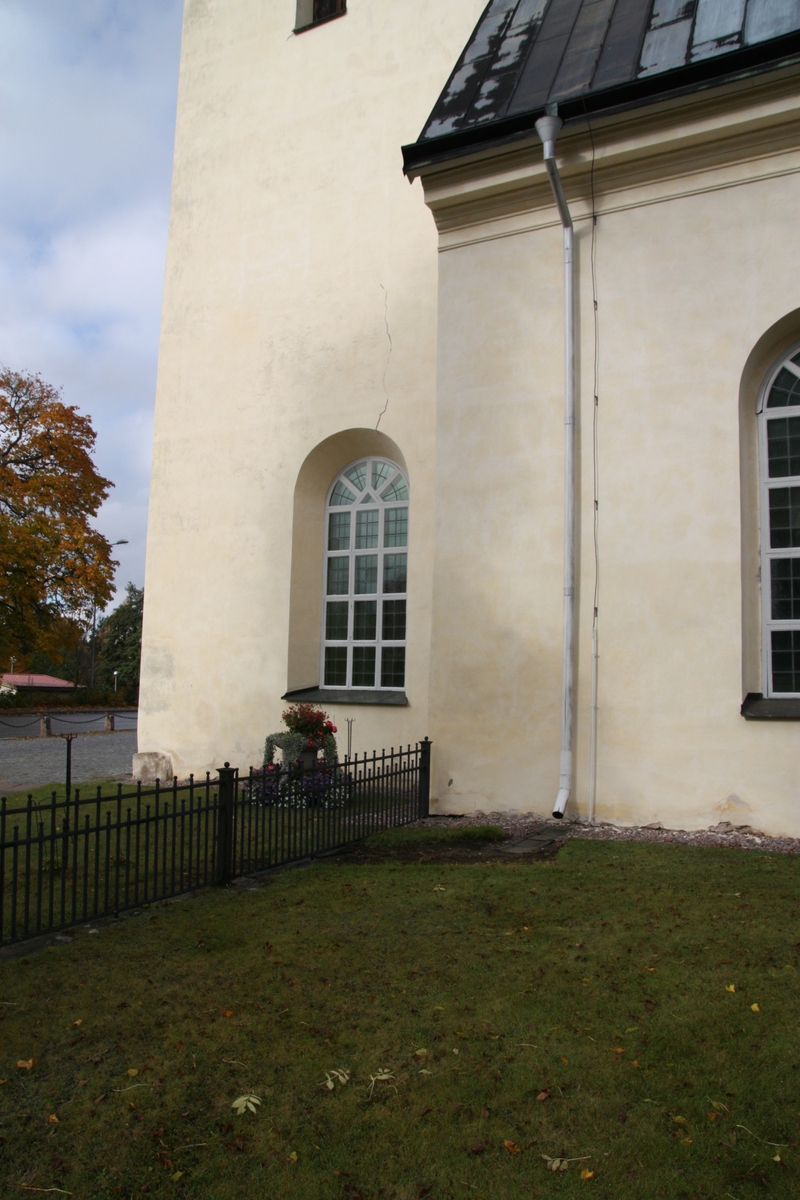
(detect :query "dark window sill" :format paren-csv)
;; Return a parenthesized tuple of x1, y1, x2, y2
(282, 686, 407, 707)
(741, 692, 800, 719)
(294, 10, 346, 34)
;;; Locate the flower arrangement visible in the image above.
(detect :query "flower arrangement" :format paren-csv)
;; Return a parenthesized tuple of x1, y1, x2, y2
(264, 703, 339, 769)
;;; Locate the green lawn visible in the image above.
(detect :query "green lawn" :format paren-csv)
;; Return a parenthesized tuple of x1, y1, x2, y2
(2, 778, 124, 805)
(1, 837, 799, 1199)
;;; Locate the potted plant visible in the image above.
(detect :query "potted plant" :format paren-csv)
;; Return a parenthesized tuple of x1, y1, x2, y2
(263, 703, 338, 772)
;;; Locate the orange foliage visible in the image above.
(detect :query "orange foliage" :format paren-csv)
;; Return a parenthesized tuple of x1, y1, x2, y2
(0, 369, 116, 659)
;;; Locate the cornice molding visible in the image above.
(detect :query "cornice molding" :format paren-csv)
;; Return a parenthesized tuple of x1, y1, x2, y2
(418, 68, 800, 249)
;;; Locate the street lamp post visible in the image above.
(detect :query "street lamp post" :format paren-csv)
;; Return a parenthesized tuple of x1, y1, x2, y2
(113, 670, 118, 693)
(90, 539, 129, 688)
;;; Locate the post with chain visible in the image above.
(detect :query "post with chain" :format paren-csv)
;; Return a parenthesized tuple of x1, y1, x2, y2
(418, 737, 431, 819)
(217, 762, 236, 884)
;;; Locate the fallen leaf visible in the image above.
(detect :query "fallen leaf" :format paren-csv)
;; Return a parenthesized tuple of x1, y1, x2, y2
(682, 1137, 692, 1145)
(581, 977, 591, 983)
(232, 1093, 262, 1115)
(708, 1112, 719, 1121)
(751, 1003, 760, 1012)
(17, 1058, 36, 1070)
(72, 1019, 82, 1028)
(469, 1142, 486, 1155)
(0, 1079, 6, 1085)
(503, 1140, 521, 1154)
(48, 1113, 59, 1123)
(288, 1150, 298, 1162)
(581, 1169, 595, 1180)
(536, 1090, 550, 1102)
(612, 1047, 624, 1054)
(625, 1026, 638, 1033)
(632, 1061, 640, 1068)
(127, 1069, 139, 1077)
(561, 1057, 569, 1064)
(774, 1154, 782, 1163)
(414, 1049, 428, 1058)
(726, 984, 736, 993)
(171, 1172, 183, 1182)
(221, 1009, 233, 1018)
(673, 1116, 687, 1125)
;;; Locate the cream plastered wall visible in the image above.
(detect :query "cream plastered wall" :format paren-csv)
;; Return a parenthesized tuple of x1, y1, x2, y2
(138, 0, 487, 777)
(419, 68, 800, 836)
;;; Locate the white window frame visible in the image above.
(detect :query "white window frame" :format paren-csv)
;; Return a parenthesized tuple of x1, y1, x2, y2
(758, 341, 800, 696)
(320, 457, 409, 692)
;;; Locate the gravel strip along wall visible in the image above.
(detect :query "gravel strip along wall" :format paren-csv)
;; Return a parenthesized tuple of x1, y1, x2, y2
(412, 811, 800, 856)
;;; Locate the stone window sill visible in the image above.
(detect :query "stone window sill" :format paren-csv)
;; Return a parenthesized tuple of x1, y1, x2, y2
(741, 693, 800, 719)
(282, 686, 408, 707)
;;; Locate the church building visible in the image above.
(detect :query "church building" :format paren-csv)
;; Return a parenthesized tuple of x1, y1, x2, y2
(137, 0, 800, 836)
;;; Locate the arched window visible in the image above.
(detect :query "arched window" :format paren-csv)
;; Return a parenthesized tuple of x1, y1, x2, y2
(759, 344, 800, 695)
(321, 457, 408, 691)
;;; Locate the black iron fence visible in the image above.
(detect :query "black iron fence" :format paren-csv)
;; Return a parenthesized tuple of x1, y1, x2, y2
(0, 740, 430, 947)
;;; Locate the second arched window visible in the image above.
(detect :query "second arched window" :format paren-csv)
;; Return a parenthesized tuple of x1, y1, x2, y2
(322, 457, 408, 691)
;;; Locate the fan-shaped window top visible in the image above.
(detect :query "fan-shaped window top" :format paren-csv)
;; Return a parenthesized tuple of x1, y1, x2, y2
(321, 458, 409, 691)
(766, 350, 800, 408)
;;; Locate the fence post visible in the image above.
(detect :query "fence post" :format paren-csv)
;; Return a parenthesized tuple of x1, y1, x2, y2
(418, 737, 431, 819)
(217, 762, 236, 884)
(105, 712, 115, 733)
(40, 714, 51, 737)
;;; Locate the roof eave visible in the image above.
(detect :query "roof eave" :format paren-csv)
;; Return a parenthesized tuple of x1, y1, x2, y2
(403, 33, 800, 178)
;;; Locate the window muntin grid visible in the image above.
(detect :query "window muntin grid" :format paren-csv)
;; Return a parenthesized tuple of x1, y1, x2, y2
(759, 346, 800, 695)
(321, 457, 408, 691)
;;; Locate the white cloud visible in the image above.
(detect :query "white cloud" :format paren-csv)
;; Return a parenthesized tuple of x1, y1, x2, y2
(0, 0, 183, 609)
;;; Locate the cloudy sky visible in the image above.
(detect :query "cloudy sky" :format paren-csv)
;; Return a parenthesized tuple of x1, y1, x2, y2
(0, 0, 184, 607)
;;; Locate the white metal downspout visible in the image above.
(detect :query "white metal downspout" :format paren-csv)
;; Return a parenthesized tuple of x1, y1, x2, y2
(535, 113, 576, 821)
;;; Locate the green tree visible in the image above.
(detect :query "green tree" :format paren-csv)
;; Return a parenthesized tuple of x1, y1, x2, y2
(95, 584, 143, 699)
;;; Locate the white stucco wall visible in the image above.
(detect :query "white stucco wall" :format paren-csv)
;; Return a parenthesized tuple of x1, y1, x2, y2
(138, 0, 486, 777)
(424, 75, 800, 835)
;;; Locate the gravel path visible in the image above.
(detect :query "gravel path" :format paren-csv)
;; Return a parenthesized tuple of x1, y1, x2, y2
(420, 810, 800, 855)
(0, 731, 136, 794)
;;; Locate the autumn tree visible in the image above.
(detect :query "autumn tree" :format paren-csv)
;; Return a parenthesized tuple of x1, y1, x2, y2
(0, 369, 116, 664)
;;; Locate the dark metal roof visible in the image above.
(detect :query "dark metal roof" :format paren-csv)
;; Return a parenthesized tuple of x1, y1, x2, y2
(403, 0, 800, 172)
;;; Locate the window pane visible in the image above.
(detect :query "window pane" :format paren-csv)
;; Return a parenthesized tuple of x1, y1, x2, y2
(372, 460, 394, 490)
(353, 600, 377, 640)
(328, 511, 350, 551)
(315, 0, 345, 20)
(344, 462, 367, 491)
(383, 553, 407, 593)
(325, 601, 348, 640)
(767, 415, 800, 478)
(355, 509, 379, 548)
(382, 599, 406, 640)
(330, 480, 356, 506)
(769, 486, 800, 548)
(772, 629, 800, 692)
(382, 476, 409, 502)
(327, 556, 349, 595)
(767, 366, 800, 408)
(771, 558, 800, 619)
(381, 646, 405, 688)
(384, 507, 408, 547)
(324, 646, 347, 686)
(352, 646, 376, 687)
(354, 554, 377, 594)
